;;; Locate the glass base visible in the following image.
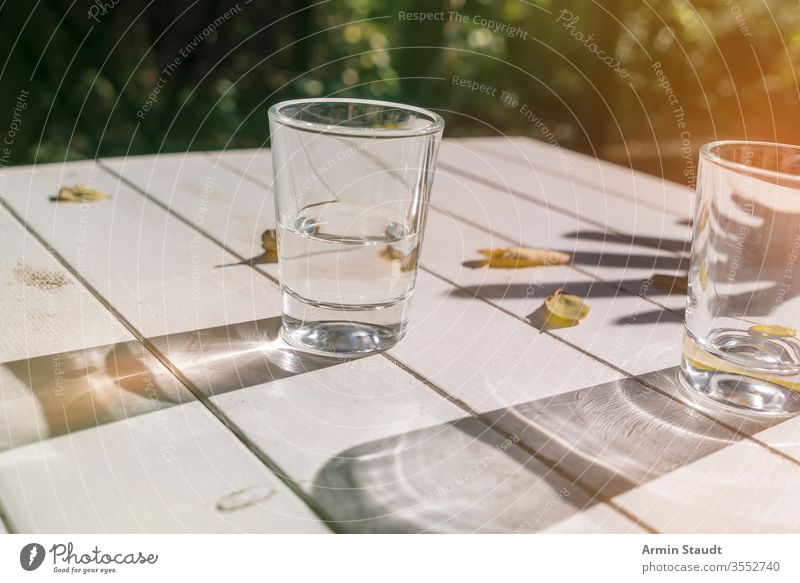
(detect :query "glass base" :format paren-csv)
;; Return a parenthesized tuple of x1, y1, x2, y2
(281, 318, 405, 356)
(680, 332, 800, 416)
(280, 291, 408, 356)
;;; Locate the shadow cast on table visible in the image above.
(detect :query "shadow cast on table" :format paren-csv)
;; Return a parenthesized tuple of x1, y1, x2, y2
(310, 368, 782, 533)
(611, 307, 686, 326)
(565, 230, 690, 254)
(451, 279, 683, 301)
(0, 317, 344, 451)
(568, 250, 687, 271)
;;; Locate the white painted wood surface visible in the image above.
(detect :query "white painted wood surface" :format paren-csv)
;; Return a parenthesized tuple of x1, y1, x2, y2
(0, 137, 798, 533)
(0, 164, 328, 533)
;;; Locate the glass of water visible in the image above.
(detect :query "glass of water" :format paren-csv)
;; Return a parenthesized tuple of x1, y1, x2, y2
(681, 141, 800, 415)
(268, 98, 444, 355)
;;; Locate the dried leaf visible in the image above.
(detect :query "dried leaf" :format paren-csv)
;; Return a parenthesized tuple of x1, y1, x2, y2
(261, 229, 278, 261)
(748, 324, 797, 338)
(55, 184, 108, 203)
(697, 204, 709, 232)
(380, 244, 418, 272)
(651, 273, 688, 294)
(469, 247, 570, 269)
(699, 261, 708, 291)
(543, 289, 590, 324)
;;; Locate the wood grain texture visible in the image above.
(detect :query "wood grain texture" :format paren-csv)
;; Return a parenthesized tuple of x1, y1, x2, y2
(0, 399, 329, 533)
(0, 202, 131, 362)
(458, 136, 694, 219)
(0, 169, 329, 533)
(214, 143, 800, 533)
(102, 152, 644, 533)
(4, 138, 798, 533)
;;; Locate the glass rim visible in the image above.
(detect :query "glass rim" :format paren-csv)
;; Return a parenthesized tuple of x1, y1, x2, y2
(700, 140, 800, 183)
(268, 97, 445, 138)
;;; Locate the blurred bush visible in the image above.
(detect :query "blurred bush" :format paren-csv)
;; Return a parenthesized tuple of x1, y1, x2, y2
(0, 0, 797, 184)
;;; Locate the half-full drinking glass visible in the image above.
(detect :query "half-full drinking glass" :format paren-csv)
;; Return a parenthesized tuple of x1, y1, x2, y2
(681, 141, 800, 415)
(268, 98, 444, 355)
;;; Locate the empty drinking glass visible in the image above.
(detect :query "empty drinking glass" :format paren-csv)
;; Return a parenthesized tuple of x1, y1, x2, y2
(681, 141, 800, 415)
(268, 98, 444, 355)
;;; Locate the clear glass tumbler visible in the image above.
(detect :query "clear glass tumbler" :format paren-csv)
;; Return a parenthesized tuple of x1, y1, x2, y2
(268, 98, 444, 355)
(681, 141, 800, 415)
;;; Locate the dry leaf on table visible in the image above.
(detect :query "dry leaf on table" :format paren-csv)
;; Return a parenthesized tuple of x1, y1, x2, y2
(543, 289, 590, 326)
(528, 289, 590, 331)
(465, 247, 570, 269)
(650, 273, 688, 294)
(380, 245, 418, 272)
(748, 324, 797, 338)
(261, 229, 278, 261)
(54, 184, 109, 203)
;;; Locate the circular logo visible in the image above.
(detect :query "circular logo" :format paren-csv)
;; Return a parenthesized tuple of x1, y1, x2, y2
(19, 543, 46, 571)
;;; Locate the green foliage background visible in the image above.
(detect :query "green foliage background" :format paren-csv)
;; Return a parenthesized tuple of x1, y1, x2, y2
(1, 0, 798, 183)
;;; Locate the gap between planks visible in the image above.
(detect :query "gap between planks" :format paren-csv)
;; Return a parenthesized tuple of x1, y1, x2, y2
(465, 137, 690, 219)
(0, 195, 339, 533)
(207, 148, 800, 471)
(433, 150, 800, 470)
(101, 155, 659, 534)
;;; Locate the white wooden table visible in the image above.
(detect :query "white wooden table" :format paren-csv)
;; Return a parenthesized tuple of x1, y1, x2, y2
(1, 137, 799, 533)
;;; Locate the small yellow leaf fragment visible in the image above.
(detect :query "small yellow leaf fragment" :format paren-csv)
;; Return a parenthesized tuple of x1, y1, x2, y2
(651, 273, 688, 294)
(748, 324, 797, 338)
(261, 229, 278, 260)
(543, 289, 590, 324)
(699, 261, 708, 291)
(472, 247, 570, 269)
(380, 244, 418, 272)
(55, 184, 109, 203)
(697, 204, 709, 232)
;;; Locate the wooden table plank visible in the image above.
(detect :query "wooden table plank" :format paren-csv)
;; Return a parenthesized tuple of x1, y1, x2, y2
(0, 170, 329, 533)
(5, 140, 796, 533)
(213, 143, 800, 533)
(0, 201, 131, 361)
(459, 136, 694, 220)
(0, 399, 329, 533)
(99, 152, 646, 533)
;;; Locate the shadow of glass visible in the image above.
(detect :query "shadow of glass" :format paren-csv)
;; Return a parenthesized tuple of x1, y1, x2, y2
(311, 417, 597, 533)
(569, 250, 687, 271)
(564, 230, 691, 254)
(310, 367, 781, 532)
(2, 340, 184, 451)
(452, 279, 676, 301)
(1, 317, 345, 450)
(148, 316, 344, 398)
(612, 307, 685, 326)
